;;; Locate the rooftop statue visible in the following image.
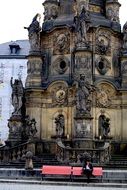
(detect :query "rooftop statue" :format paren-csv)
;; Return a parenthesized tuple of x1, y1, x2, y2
(24, 13, 41, 52)
(73, 6, 91, 47)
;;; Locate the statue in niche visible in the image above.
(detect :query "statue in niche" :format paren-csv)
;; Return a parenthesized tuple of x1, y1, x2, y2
(23, 115, 37, 140)
(55, 114, 65, 137)
(24, 13, 41, 52)
(10, 77, 24, 115)
(76, 74, 95, 115)
(99, 115, 110, 139)
(123, 22, 127, 50)
(74, 6, 90, 45)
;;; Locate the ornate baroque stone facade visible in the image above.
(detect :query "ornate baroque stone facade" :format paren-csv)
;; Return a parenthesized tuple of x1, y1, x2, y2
(25, 0, 127, 146)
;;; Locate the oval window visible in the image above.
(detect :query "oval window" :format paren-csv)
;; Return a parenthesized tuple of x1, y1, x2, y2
(60, 61, 66, 70)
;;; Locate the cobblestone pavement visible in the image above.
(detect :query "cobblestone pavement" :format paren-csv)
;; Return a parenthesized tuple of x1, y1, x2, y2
(0, 183, 126, 190)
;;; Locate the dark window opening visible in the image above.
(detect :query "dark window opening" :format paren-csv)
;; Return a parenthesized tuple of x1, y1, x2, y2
(98, 61, 104, 70)
(60, 61, 66, 70)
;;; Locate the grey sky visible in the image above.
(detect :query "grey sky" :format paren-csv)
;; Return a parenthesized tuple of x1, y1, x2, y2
(0, 0, 126, 44)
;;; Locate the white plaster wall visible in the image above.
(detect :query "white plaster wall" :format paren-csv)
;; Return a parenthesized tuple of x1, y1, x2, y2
(0, 59, 27, 140)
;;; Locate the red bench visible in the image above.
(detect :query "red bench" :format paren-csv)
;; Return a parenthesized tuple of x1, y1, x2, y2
(72, 166, 103, 181)
(41, 165, 103, 181)
(41, 165, 72, 180)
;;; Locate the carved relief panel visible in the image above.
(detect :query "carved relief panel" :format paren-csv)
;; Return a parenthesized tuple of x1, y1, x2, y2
(75, 53, 92, 81)
(48, 81, 75, 107)
(53, 31, 70, 55)
(95, 29, 111, 55)
(96, 83, 116, 108)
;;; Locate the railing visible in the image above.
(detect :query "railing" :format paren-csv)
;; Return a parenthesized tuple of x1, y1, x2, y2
(56, 139, 111, 164)
(0, 141, 34, 164)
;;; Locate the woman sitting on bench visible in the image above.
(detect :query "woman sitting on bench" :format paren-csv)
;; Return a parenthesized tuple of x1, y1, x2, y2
(83, 159, 93, 183)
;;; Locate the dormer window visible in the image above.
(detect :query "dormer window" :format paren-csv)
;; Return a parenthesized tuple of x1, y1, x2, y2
(9, 42, 20, 54)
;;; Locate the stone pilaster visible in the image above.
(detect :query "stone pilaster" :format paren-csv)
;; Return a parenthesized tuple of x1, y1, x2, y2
(25, 53, 43, 88)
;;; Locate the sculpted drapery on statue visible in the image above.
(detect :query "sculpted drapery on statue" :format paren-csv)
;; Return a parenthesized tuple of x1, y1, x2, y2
(73, 6, 90, 46)
(76, 75, 95, 116)
(10, 77, 24, 115)
(99, 115, 110, 139)
(55, 114, 65, 138)
(24, 13, 41, 52)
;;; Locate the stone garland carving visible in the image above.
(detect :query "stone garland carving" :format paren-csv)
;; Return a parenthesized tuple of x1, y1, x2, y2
(53, 32, 70, 55)
(96, 31, 111, 55)
(95, 56, 111, 75)
(24, 13, 41, 52)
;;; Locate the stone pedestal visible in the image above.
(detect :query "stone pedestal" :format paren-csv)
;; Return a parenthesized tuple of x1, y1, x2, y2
(74, 115, 93, 139)
(6, 115, 23, 146)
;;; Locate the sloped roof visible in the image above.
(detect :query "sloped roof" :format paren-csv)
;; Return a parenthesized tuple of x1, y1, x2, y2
(0, 40, 30, 57)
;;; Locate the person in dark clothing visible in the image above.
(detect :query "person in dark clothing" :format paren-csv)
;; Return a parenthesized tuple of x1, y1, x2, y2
(83, 160, 93, 183)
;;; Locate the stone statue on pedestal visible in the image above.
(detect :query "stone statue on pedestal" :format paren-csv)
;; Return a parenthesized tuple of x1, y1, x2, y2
(73, 6, 90, 46)
(24, 13, 41, 52)
(76, 74, 94, 116)
(10, 77, 24, 115)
